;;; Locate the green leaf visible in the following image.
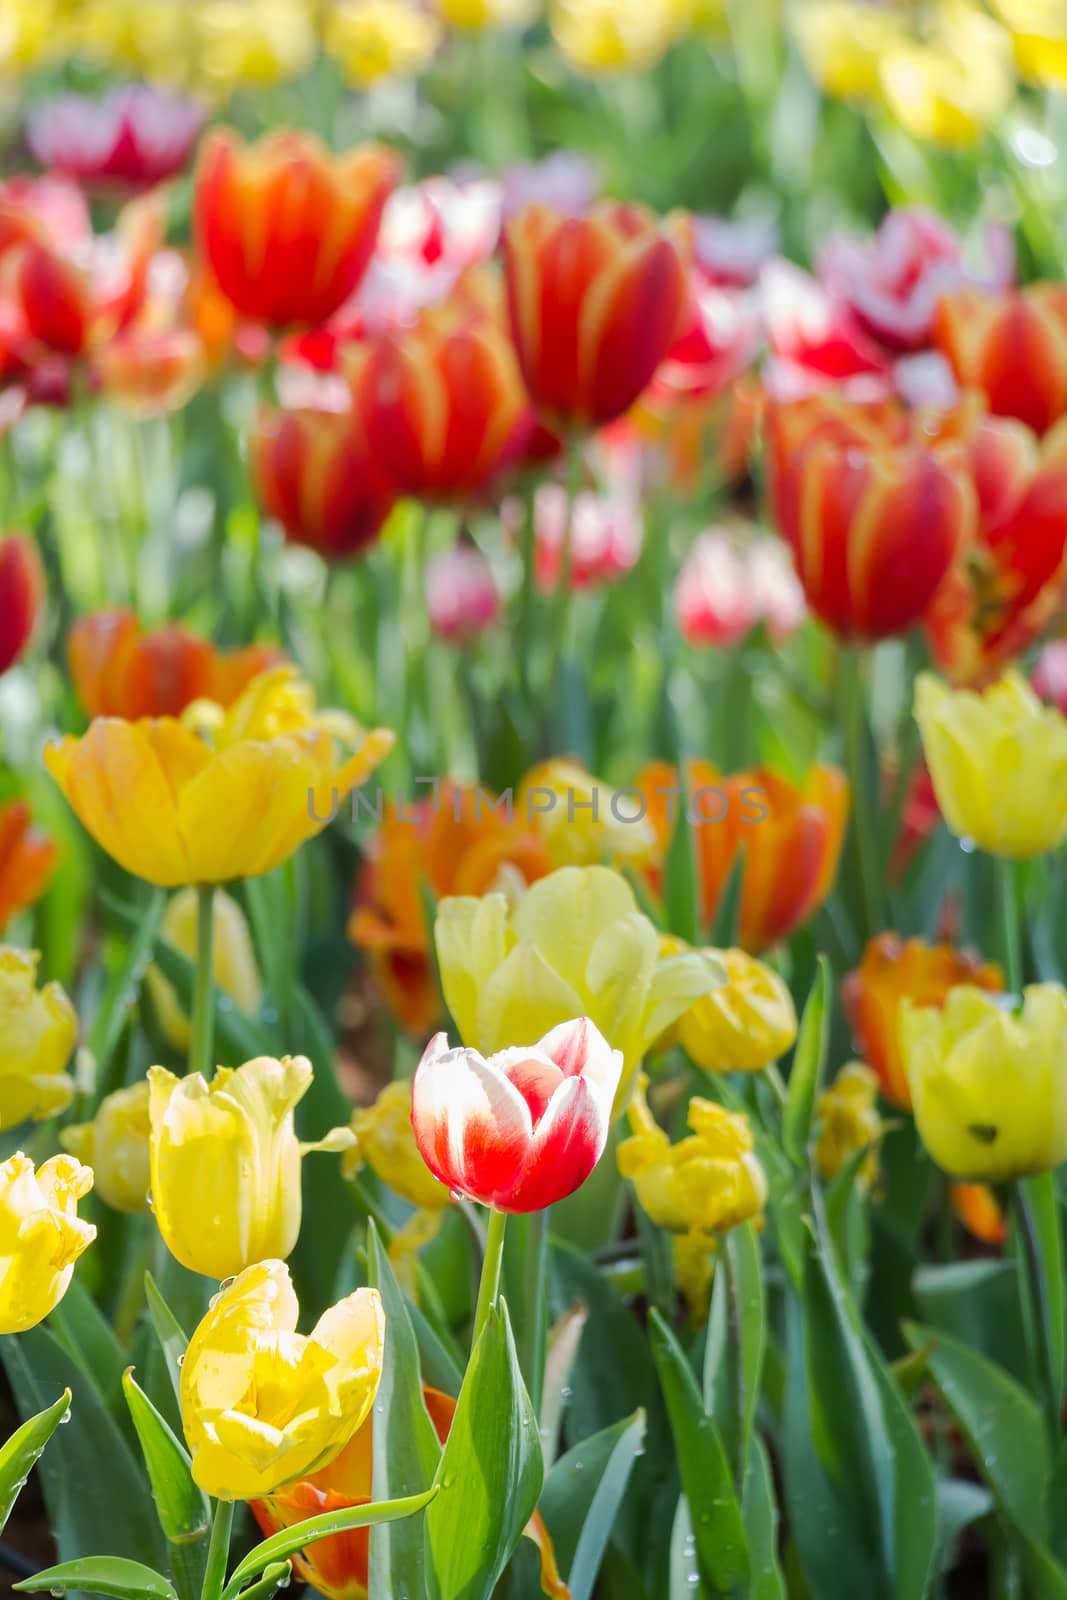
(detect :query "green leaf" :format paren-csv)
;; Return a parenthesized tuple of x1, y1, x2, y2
(539, 1410, 647, 1600)
(121, 1371, 209, 1545)
(364, 1220, 443, 1600)
(742, 1435, 786, 1600)
(663, 777, 700, 945)
(649, 1307, 749, 1593)
(143, 1271, 189, 1410)
(0, 1387, 70, 1532)
(912, 1259, 1026, 1382)
(782, 957, 830, 1166)
(707, 850, 746, 949)
(87, 891, 166, 1077)
(15, 1558, 177, 1600)
(426, 1300, 544, 1600)
(1020, 1170, 1067, 1412)
(935, 1479, 993, 1575)
(232, 1562, 292, 1600)
(724, 1222, 766, 1478)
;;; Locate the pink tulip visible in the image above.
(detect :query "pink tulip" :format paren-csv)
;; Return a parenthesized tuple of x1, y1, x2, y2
(676, 528, 806, 648)
(533, 483, 643, 591)
(27, 86, 205, 192)
(426, 545, 501, 641)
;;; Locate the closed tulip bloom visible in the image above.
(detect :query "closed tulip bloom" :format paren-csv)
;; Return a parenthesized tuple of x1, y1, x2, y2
(993, 0, 1067, 86)
(412, 1017, 623, 1211)
(814, 1062, 882, 1188)
(324, 0, 442, 86)
(934, 284, 1067, 437)
(149, 1055, 352, 1279)
(0, 534, 44, 676)
(0, 948, 77, 1131)
(550, 0, 691, 72)
(877, 5, 1014, 150)
(426, 544, 501, 641)
(843, 932, 1003, 1107)
(193, 130, 400, 328)
(345, 1079, 449, 1212)
(504, 201, 689, 430)
(901, 984, 1067, 1180)
(26, 85, 205, 192)
(791, 0, 908, 101)
(618, 1076, 766, 1235)
(147, 888, 262, 1052)
(61, 1080, 150, 1214)
(0, 800, 58, 933)
(658, 940, 798, 1073)
(45, 666, 393, 886)
(93, 328, 206, 419)
(252, 400, 396, 561)
(0, 1152, 95, 1334)
(675, 527, 806, 649)
(516, 757, 658, 868)
(434, 865, 724, 1112)
(915, 670, 1067, 858)
(180, 1259, 385, 1501)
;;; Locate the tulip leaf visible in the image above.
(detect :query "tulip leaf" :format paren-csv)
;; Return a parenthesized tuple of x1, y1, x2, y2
(121, 1370, 209, 1544)
(539, 1409, 647, 1600)
(88, 889, 166, 1081)
(232, 1562, 292, 1600)
(708, 850, 746, 950)
(288, 983, 360, 1307)
(648, 1306, 750, 1592)
(723, 1221, 766, 1478)
(0, 1386, 70, 1532)
(15, 1558, 177, 1600)
(1018, 1171, 1067, 1415)
(143, 1271, 189, 1409)
(221, 1486, 440, 1600)
(742, 1435, 787, 1599)
(365, 1220, 444, 1600)
(426, 1299, 544, 1600)
(782, 956, 830, 1167)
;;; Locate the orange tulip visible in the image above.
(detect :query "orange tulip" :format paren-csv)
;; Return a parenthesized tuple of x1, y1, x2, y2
(842, 932, 1003, 1108)
(0, 533, 43, 676)
(934, 284, 1067, 436)
(950, 1182, 1007, 1247)
(637, 759, 849, 953)
(92, 328, 206, 418)
(0, 801, 57, 931)
(503, 201, 689, 430)
(193, 129, 399, 328)
(348, 782, 552, 1035)
(68, 612, 283, 721)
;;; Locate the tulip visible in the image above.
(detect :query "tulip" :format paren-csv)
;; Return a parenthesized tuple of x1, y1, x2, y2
(434, 864, 724, 1112)
(0, 947, 77, 1132)
(324, 0, 442, 86)
(45, 665, 393, 886)
(638, 759, 849, 952)
(149, 1055, 352, 1280)
(915, 670, 1067, 858)
(951, 1181, 1008, 1246)
(358, 303, 532, 498)
(180, 1259, 384, 1501)
(500, 150, 601, 220)
(0, 800, 58, 932)
(379, 175, 501, 277)
(0, 1152, 96, 1334)
(901, 984, 1067, 1180)
(503, 201, 689, 429)
(193, 129, 399, 328)
(531, 483, 643, 590)
(791, 0, 909, 101)
(843, 932, 1003, 1108)
(192, 0, 317, 92)
(658, 940, 798, 1073)
(412, 1017, 623, 1211)
(515, 757, 657, 869)
(146, 889, 262, 1052)
(425, 545, 501, 641)
(877, 6, 1014, 150)
(345, 1079, 450, 1212)
(549, 0, 691, 71)
(675, 527, 806, 649)
(252, 401, 396, 561)
(993, 0, 1067, 86)
(442, 0, 538, 26)
(934, 284, 1067, 437)
(92, 328, 206, 419)
(61, 1081, 150, 1214)
(814, 1062, 882, 1188)
(26, 85, 205, 191)
(0, 534, 44, 676)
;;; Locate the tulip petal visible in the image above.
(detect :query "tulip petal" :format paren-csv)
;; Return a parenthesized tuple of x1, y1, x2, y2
(434, 893, 513, 1048)
(477, 942, 587, 1060)
(411, 1034, 533, 1204)
(502, 1077, 606, 1212)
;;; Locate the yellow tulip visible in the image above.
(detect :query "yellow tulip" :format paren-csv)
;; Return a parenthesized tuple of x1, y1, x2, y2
(617, 1076, 767, 1234)
(345, 1079, 448, 1211)
(990, 1, 1067, 85)
(45, 666, 393, 887)
(900, 984, 1067, 1180)
(0, 1152, 96, 1335)
(192, 0, 317, 92)
(434, 864, 724, 1112)
(147, 888, 262, 1052)
(517, 759, 658, 870)
(180, 1259, 385, 1500)
(324, 0, 441, 84)
(914, 671, 1067, 859)
(440, 0, 539, 28)
(0, 0, 61, 69)
(61, 1081, 151, 1215)
(672, 1231, 718, 1321)
(814, 1062, 882, 1188)
(878, 5, 1014, 148)
(549, 0, 692, 71)
(791, 0, 909, 101)
(0, 947, 77, 1132)
(658, 939, 798, 1072)
(149, 1055, 353, 1280)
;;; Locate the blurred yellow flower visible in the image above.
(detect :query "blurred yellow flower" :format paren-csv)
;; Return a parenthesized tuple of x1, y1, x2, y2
(517, 758, 657, 870)
(147, 888, 262, 1052)
(193, 0, 317, 93)
(57, 0, 190, 79)
(440, 0, 539, 28)
(62, 1081, 151, 1215)
(618, 1076, 767, 1233)
(325, 0, 441, 84)
(915, 671, 1067, 859)
(0, 0, 60, 69)
(0, 947, 77, 1132)
(991, 0, 1067, 87)
(550, 0, 692, 71)
(901, 984, 1067, 1181)
(791, 0, 909, 101)
(149, 1055, 353, 1280)
(878, 5, 1014, 148)
(814, 1061, 882, 1187)
(0, 1152, 95, 1335)
(345, 1079, 448, 1210)
(434, 864, 724, 1112)
(180, 1259, 385, 1500)
(657, 938, 797, 1073)
(45, 667, 393, 887)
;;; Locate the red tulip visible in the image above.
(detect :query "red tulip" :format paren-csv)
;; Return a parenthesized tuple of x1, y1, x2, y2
(412, 1017, 622, 1212)
(0, 799, 58, 931)
(193, 129, 399, 329)
(68, 610, 283, 718)
(503, 201, 688, 430)
(0, 533, 43, 674)
(26, 86, 205, 192)
(933, 283, 1067, 436)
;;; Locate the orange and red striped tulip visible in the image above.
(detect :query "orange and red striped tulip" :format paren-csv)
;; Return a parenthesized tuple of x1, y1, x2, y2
(933, 284, 1067, 436)
(503, 201, 689, 430)
(842, 932, 1003, 1108)
(68, 612, 283, 721)
(637, 759, 849, 953)
(766, 395, 976, 640)
(0, 534, 43, 676)
(92, 329, 206, 419)
(0, 801, 57, 931)
(193, 130, 399, 329)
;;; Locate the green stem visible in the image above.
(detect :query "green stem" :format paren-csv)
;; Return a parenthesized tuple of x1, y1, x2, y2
(472, 1206, 508, 1352)
(516, 481, 537, 705)
(201, 1498, 234, 1600)
(188, 884, 216, 1081)
(547, 439, 583, 701)
(519, 1208, 549, 1416)
(1014, 1181, 1060, 1442)
(997, 857, 1023, 995)
(839, 644, 882, 942)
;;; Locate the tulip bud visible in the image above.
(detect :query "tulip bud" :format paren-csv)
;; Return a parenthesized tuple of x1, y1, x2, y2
(61, 1080, 150, 1214)
(345, 1079, 450, 1212)
(0, 1151, 95, 1334)
(146, 889, 262, 1053)
(657, 941, 798, 1073)
(252, 403, 396, 561)
(425, 545, 500, 642)
(0, 947, 77, 1132)
(814, 1062, 882, 1187)
(0, 534, 44, 676)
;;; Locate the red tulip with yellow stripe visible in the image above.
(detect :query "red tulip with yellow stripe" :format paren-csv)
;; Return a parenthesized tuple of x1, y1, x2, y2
(933, 283, 1067, 436)
(0, 533, 43, 676)
(68, 611, 282, 721)
(503, 201, 689, 430)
